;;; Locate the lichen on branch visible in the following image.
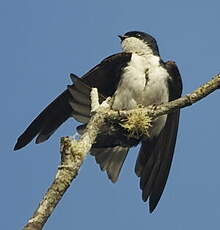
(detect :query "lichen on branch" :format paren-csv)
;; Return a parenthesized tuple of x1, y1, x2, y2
(119, 105, 154, 138)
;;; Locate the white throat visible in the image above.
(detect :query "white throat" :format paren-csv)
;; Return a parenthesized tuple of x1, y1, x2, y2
(121, 37, 154, 56)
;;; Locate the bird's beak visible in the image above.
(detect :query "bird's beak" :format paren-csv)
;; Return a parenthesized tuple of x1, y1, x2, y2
(118, 35, 128, 41)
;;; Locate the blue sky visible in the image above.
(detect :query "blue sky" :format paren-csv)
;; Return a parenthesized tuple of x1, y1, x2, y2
(1, 0, 220, 229)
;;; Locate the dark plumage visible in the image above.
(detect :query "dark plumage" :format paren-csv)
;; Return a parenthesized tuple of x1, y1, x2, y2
(14, 32, 182, 213)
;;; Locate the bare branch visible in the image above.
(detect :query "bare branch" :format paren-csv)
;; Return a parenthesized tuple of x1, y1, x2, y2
(22, 73, 220, 230)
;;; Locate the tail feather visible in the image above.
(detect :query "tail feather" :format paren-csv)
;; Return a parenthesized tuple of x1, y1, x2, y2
(91, 146, 129, 183)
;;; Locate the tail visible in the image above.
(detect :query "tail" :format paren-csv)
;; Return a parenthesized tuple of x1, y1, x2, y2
(91, 146, 129, 182)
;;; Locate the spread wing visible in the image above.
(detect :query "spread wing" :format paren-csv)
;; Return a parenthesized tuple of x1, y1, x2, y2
(14, 53, 131, 150)
(135, 61, 183, 212)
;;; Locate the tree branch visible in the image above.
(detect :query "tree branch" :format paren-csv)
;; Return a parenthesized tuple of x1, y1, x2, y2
(22, 73, 220, 230)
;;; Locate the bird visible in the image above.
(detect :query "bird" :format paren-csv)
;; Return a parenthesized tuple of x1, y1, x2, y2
(14, 31, 182, 213)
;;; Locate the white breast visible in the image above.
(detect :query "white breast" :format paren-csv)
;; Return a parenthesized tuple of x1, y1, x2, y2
(112, 53, 170, 137)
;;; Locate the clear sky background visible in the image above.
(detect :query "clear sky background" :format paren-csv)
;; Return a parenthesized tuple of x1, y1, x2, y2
(1, 1, 220, 229)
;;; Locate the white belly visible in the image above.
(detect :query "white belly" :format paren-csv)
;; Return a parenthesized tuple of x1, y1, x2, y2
(112, 53, 169, 137)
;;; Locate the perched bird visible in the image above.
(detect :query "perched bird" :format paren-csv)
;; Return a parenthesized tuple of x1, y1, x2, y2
(14, 31, 182, 213)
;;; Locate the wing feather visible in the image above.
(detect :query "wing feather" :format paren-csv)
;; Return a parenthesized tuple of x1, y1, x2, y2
(136, 61, 183, 212)
(14, 53, 131, 150)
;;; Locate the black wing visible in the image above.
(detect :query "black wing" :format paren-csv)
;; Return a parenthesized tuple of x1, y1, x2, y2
(135, 61, 183, 212)
(14, 53, 131, 150)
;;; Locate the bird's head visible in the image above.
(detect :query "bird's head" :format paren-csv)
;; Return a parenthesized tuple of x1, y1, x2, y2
(118, 31, 159, 56)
